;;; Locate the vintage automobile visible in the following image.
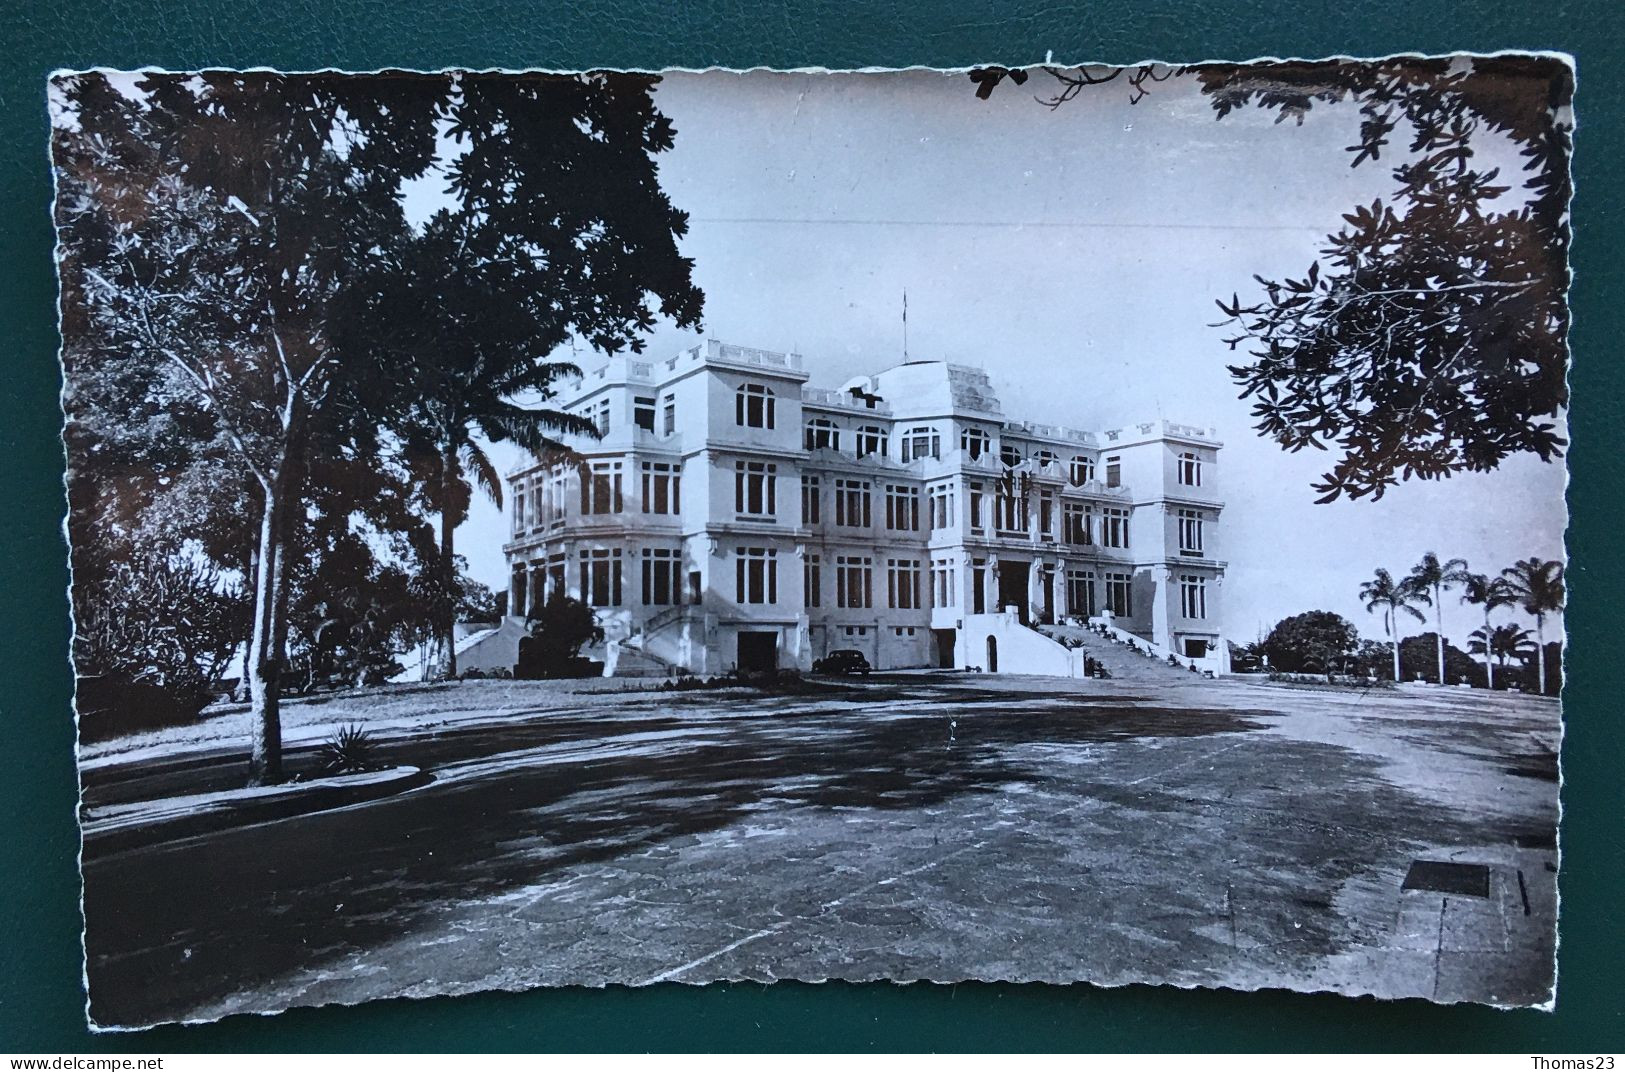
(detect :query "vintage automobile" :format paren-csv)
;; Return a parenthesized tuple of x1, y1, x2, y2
(812, 649, 873, 675)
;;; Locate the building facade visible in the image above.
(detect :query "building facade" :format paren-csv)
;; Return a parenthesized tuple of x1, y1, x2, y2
(503, 340, 1227, 675)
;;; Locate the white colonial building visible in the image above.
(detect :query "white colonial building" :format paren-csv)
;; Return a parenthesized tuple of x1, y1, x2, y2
(501, 340, 1227, 677)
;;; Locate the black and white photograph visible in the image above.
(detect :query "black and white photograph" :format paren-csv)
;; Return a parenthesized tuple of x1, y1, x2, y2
(51, 56, 1570, 1029)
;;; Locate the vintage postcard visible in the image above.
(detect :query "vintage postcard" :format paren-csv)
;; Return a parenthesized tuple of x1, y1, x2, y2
(52, 56, 1570, 1029)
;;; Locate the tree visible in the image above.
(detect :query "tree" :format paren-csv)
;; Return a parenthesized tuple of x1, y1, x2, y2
(992, 57, 1573, 501)
(1500, 557, 1565, 696)
(53, 71, 438, 783)
(1358, 568, 1425, 682)
(1398, 632, 1482, 687)
(1468, 621, 1536, 683)
(1262, 610, 1358, 679)
(1459, 572, 1518, 689)
(1403, 552, 1471, 684)
(516, 593, 604, 678)
(335, 72, 704, 680)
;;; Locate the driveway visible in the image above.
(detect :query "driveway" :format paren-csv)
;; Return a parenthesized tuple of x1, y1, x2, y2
(79, 675, 1560, 1027)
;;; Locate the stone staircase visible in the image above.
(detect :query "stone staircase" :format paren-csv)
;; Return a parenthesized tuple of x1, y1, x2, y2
(1037, 622, 1215, 685)
(605, 639, 685, 679)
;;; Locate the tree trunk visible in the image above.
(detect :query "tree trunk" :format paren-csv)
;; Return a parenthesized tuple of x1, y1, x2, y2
(440, 442, 460, 681)
(247, 472, 285, 785)
(1434, 585, 1446, 684)
(1389, 608, 1401, 683)
(1483, 608, 1495, 690)
(1534, 615, 1547, 695)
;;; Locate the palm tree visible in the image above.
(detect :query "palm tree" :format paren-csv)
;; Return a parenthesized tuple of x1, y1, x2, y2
(1468, 622, 1536, 680)
(1359, 568, 1425, 683)
(1500, 557, 1566, 696)
(1458, 572, 1517, 689)
(1404, 552, 1471, 684)
(410, 387, 595, 681)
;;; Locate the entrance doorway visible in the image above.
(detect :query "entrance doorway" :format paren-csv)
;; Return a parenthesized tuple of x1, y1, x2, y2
(985, 635, 999, 673)
(997, 560, 1029, 622)
(1182, 638, 1208, 659)
(932, 628, 957, 669)
(737, 631, 778, 673)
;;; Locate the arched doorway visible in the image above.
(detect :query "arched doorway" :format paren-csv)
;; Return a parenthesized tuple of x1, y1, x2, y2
(986, 635, 999, 673)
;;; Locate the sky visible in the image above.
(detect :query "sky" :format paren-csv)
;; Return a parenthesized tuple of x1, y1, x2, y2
(444, 68, 1567, 650)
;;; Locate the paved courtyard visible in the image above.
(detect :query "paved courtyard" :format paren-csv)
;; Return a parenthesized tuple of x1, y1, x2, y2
(79, 674, 1560, 1028)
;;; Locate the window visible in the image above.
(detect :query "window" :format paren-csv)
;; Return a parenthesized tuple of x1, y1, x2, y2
(580, 548, 623, 607)
(968, 482, 985, 532)
(804, 417, 840, 451)
(734, 547, 778, 604)
(1067, 569, 1097, 617)
(900, 426, 940, 462)
(661, 393, 676, 436)
(1063, 501, 1092, 545)
(1035, 449, 1058, 469)
(894, 627, 918, 638)
(735, 382, 775, 428)
(1101, 506, 1131, 548)
(887, 559, 922, 610)
(995, 480, 1027, 534)
(513, 488, 527, 535)
(843, 625, 869, 638)
(1178, 452, 1203, 487)
(1038, 492, 1055, 541)
(585, 398, 610, 436)
(545, 469, 568, 527)
(641, 548, 682, 606)
(961, 427, 991, 459)
(1000, 442, 1023, 468)
(804, 554, 822, 608)
(734, 461, 777, 517)
(856, 425, 888, 459)
(633, 395, 656, 433)
(930, 482, 956, 530)
(1180, 574, 1208, 619)
(1105, 571, 1133, 617)
(1105, 455, 1122, 488)
(1178, 509, 1205, 556)
(932, 558, 957, 609)
(641, 462, 680, 515)
(581, 461, 623, 515)
(885, 484, 920, 531)
(835, 478, 872, 528)
(1069, 455, 1095, 486)
(836, 555, 873, 609)
(801, 476, 821, 525)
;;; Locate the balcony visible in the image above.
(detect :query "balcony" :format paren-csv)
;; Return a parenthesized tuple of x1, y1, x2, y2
(801, 386, 893, 415)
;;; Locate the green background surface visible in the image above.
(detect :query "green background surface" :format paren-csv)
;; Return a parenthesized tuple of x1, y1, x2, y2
(2, 0, 1620, 1052)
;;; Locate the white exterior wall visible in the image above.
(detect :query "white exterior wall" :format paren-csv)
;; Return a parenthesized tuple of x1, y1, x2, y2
(501, 341, 1227, 677)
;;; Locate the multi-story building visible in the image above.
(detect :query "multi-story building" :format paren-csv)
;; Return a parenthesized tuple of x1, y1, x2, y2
(501, 339, 1227, 676)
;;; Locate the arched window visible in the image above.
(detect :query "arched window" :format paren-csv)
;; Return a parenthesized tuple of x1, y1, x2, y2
(900, 425, 940, 463)
(1069, 454, 1096, 486)
(735, 383, 775, 429)
(999, 442, 1023, 468)
(1034, 449, 1058, 470)
(804, 417, 841, 451)
(960, 427, 991, 460)
(856, 425, 889, 459)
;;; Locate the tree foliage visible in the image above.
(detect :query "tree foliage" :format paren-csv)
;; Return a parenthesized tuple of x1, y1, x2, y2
(1262, 610, 1359, 676)
(998, 57, 1573, 501)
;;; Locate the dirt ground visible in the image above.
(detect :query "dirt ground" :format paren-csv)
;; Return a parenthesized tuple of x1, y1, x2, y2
(79, 674, 1560, 1028)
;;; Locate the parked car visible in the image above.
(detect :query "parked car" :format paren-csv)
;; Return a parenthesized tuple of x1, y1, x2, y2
(813, 649, 872, 675)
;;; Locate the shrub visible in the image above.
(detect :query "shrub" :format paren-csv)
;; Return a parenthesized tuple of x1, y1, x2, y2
(317, 723, 380, 775)
(73, 555, 248, 738)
